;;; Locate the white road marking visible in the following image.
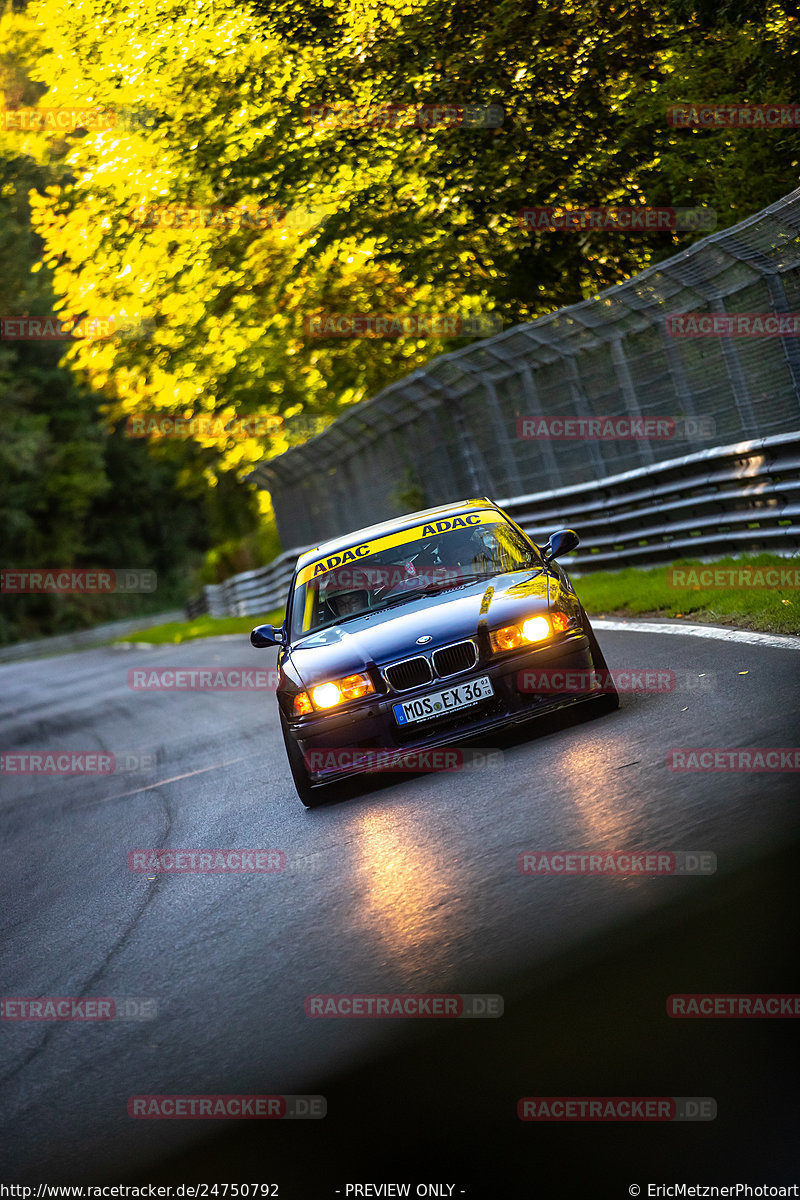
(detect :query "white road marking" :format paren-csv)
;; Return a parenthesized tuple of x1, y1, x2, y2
(592, 619, 800, 651)
(101, 755, 253, 802)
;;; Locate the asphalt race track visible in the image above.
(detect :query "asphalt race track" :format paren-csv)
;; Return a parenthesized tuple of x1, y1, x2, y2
(2, 621, 800, 1198)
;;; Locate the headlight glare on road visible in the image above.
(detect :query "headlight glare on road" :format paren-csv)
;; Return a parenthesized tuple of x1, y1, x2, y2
(311, 672, 375, 710)
(490, 615, 551, 653)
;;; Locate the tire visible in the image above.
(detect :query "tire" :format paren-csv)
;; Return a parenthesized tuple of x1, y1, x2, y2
(579, 606, 620, 713)
(280, 711, 321, 807)
(280, 712, 345, 808)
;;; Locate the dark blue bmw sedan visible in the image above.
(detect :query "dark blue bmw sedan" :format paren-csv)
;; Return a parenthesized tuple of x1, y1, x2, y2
(251, 497, 618, 806)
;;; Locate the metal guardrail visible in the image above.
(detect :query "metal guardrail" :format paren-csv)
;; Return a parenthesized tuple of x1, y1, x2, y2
(0, 610, 186, 663)
(251, 187, 800, 550)
(186, 431, 800, 617)
(186, 547, 309, 619)
(502, 430, 800, 570)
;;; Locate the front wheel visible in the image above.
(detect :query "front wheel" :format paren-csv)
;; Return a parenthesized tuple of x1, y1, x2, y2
(579, 606, 619, 712)
(280, 711, 321, 807)
(280, 712, 345, 808)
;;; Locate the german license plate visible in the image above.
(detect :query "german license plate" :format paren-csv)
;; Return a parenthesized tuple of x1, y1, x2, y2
(393, 676, 493, 726)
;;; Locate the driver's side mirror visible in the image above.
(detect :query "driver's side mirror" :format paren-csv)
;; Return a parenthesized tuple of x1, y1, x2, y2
(542, 528, 579, 563)
(250, 623, 284, 648)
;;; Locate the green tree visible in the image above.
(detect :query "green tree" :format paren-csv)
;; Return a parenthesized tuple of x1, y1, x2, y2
(0, 4, 223, 642)
(21, 0, 800, 493)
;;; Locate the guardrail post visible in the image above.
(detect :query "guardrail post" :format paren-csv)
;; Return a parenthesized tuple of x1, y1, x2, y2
(562, 354, 609, 480)
(442, 351, 524, 497)
(765, 273, 800, 407)
(657, 316, 700, 421)
(709, 297, 757, 433)
(426, 402, 461, 501)
(609, 336, 655, 465)
(451, 397, 487, 494)
(516, 362, 562, 489)
(425, 377, 491, 495)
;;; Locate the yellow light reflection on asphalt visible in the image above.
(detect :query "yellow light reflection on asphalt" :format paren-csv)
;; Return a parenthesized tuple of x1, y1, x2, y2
(555, 738, 655, 892)
(349, 806, 459, 977)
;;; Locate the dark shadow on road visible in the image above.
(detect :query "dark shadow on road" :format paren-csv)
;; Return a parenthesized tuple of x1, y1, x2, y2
(139, 836, 800, 1199)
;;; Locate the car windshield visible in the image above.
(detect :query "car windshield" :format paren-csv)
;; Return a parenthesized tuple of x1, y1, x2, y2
(290, 516, 540, 638)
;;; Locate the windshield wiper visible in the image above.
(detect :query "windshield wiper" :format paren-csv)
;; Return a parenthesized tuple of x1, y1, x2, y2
(301, 610, 371, 635)
(379, 575, 489, 605)
(379, 587, 436, 607)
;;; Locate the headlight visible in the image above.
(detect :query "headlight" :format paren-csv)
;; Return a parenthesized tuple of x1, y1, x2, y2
(311, 682, 343, 709)
(521, 616, 550, 642)
(306, 672, 376, 712)
(490, 615, 552, 653)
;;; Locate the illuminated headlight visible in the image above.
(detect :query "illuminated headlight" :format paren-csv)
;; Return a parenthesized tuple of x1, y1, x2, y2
(311, 682, 342, 709)
(490, 615, 552, 653)
(306, 672, 375, 712)
(521, 616, 551, 642)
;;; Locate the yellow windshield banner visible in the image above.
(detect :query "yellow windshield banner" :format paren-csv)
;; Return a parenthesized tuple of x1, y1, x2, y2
(294, 510, 499, 588)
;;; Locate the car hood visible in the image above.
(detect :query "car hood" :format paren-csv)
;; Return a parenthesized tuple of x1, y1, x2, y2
(286, 569, 554, 687)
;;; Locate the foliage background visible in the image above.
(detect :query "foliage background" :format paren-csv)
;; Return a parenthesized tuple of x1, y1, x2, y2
(1, 0, 798, 641)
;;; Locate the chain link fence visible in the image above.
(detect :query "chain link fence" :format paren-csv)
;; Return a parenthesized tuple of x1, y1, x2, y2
(251, 187, 800, 549)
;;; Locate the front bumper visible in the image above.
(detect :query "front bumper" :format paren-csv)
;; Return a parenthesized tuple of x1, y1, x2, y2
(286, 632, 601, 788)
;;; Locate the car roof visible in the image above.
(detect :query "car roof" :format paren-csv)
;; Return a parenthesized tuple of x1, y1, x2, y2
(295, 497, 502, 568)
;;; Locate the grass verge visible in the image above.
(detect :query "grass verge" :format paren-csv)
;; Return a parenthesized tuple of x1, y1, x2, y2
(116, 610, 285, 645)
(575, 553, 799, 635)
